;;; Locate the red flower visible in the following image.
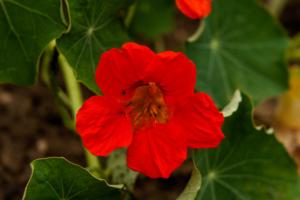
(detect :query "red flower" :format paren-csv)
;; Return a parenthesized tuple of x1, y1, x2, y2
(76, 42, 224, 178)
(176, 0, 211, 19)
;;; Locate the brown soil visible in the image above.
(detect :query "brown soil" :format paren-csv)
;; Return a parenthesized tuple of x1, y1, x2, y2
(0, 84, 86, 200)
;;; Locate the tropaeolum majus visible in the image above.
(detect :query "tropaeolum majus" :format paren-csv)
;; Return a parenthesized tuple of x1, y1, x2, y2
(76, 42, 224, 178)
(176, 0, 211, 19)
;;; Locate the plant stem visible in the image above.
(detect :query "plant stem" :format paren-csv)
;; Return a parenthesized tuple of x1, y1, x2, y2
(125, 1, 137, 28)
(58, 54, 102, 177)
(267, 0, 288, 17)
(41, 41, 56, 86)
(288, 33, 300, 62)
(188, 20, 205, 43)
(176, 162, 202, 200)
(59, 55, 82, 115)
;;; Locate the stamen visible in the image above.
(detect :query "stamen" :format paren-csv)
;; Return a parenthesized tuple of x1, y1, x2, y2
(127, 82, 168, 129)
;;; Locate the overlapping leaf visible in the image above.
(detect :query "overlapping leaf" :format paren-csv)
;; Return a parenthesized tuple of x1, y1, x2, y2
(23, 157, 123, 200)
(57, 0, 131, 93)
(186, 0, 289, 107)
(0, 0, 66, 84)
(194, 94, 300, 200)
(107, 149, 138, 191)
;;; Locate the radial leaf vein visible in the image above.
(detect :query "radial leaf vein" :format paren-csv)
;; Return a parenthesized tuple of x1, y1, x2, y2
(0, 0, 28, 59)
(4, 0, 60, 26)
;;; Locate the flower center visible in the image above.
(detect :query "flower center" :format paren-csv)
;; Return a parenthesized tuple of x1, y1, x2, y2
(128, 82, 168, 129)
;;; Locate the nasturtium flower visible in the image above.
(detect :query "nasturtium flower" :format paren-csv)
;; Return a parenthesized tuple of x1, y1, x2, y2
(76, 42, 224, 178)
(176, 0, 211, 19)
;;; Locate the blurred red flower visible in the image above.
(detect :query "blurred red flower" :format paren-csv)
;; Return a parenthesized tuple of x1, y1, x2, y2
(176, 0, 211, 19)
(76, 42, 224, 178)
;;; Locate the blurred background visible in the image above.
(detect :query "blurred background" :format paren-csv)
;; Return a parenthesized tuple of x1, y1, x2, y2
(1, 0, 300, 199)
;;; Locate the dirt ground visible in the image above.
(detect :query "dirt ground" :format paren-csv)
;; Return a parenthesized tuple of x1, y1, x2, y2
(1, 1, 300, 200)
(0, 85, 86, 200)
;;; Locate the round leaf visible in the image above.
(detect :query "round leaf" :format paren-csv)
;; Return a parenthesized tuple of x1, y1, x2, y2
(23, 157, 123, 200)
(194, 94, 300, 200)
(57, 0, 131, 93)
(0, 0, 66, 85)
(186, 0, 289, 107)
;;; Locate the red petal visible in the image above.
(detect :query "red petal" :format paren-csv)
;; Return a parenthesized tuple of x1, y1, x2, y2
(144, 51, 196, 103)
(76, 96, 132, 156)
(176, 0, 211, 19)
(96, 42, 155, 99)
(127, 118, 187, 178)
(177, 93, 224, 148)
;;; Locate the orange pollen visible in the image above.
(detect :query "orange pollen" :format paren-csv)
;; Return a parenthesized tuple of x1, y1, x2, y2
(127, 82, 168, 129)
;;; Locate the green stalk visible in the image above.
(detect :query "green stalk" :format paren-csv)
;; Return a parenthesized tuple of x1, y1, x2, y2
(58, 54, 102, 177)
(59, 55, 82, 115)
(188, 20, 205, 43)
(176, 161, 202, 200)
(41, 41, 56, 86)
(267, 0, 288, 17)
(177, 151, 202, 200)
(288, 33, 300, 63)
(125, 1, 137, 28)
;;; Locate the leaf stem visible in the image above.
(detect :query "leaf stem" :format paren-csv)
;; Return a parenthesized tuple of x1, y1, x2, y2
(267, 0, 288, 17)
(288, 33, 300, 63)
(176, 159, 202, 200)
(125, 1, 137, 28)
(188, 20, 205, 43)
(59, 55, 82, 115)
(58, 54, 102, 177)
(41, 41, 56, 86)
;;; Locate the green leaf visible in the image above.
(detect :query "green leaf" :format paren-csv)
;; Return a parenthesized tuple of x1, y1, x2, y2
(23, 157, 123, 200)
(57, 0, 131, 93)
(194, 94, 300, 200)
(0, 0, 66, 85)
(129, 0, 175, 38)
(186, 0, 289, 107)
(107, 149, 138, 191)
